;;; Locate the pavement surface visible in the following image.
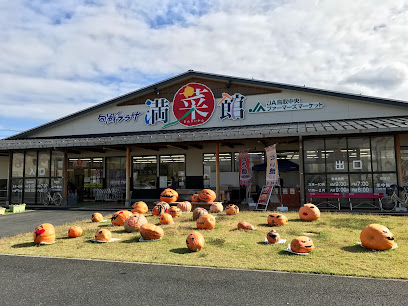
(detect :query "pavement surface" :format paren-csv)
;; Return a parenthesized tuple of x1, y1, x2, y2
(1, 254, 408, 306)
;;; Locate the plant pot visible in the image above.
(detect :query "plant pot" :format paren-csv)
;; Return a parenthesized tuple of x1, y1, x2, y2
(0, 207, 5, 215)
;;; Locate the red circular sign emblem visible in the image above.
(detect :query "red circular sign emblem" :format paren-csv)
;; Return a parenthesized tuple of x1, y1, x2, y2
(172, 83, 215, 127)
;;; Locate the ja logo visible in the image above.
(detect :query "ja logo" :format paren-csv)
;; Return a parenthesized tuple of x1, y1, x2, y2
(163, 83, 215, 128)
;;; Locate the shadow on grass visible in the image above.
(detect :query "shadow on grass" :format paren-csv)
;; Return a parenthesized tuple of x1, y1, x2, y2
(341, 245, 372, 253)
(170, 247, 193, 254)
(121, 236, 141, 244)
(257, 223, 271, 228)
(12, 242, 36, 248)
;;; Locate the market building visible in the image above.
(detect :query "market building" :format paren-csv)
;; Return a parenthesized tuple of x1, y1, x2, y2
(1, 70, 408, 209)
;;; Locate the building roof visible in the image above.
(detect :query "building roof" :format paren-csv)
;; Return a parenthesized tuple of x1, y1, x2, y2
(1, 115, 407, 151)
(6, 70, 408, 140)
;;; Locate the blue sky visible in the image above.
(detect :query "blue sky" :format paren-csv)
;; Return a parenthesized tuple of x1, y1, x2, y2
(1, 0, 408, 138)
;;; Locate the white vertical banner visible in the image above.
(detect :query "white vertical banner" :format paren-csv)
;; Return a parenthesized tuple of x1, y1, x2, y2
(265, 144, 279, 186)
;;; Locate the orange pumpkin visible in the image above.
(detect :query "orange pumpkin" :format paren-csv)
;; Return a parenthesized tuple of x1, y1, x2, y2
(95, 229, 112, 242)
(111, 210, 132, 226)
(193, 207, 208, 220)
(209, 202, 224, 213)
(225, 204, 239, 215)
(267, 213, 288, 226)
(196, 214, 216, 230)
(186, 231, 205, 252)
(68, 226, 83, 238)
(140, 223, 164, 240)
(191, 194, 200, 202)
(33, 223, 55, 244)
(160, 188, 179, 203)
(152, 202, 170, 216)
(237, 221, 254, 231)
(159, 213, 174, 224)
(199, 189, 216, 202)
(169, 206, 182, 218)
(131, 201, 149, 214)
(299, 203, 320, 221)
(124, 213, 148, 232)
(177, 201, 192, 212)
(267, 229, 280, 244)
(91, 212, 103, 222)
(360, 224, 395, 251)
(290, 236, 314, 253)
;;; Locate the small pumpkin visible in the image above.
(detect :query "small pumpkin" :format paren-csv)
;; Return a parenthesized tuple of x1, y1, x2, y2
(95, 229, 112, 242)
(177, 201, 192, 212)
(169, 206, 182, 218)
(237, 221, 254, 231)
(199, 189, 216, 202)
(267, 229, 280, 244)
(159, 213, 174, 225)
(140, 223, 164, 240)
(191, 193, 200, 202)
(111, 210, 132, 226)
(299, 203, 320, 221)
(152, 202, 170, 216)
(360, 224, 395, 251)
(91, 212, 103, 222)
(193, 207, 208, 220)
(131, 201, 149, 214)
(209, 202, 224, 213)
(33, 223, 55, 244)
(68, 226, 83, 238)
(196, 214, 216, 230)
(290, 236, 314, 253)
(225, 204, 239, 215)
(267, 213, 288, 226)
(160, 188, 179, 203)
(124, 213, 148, 232)
(186, 231, 205, 252)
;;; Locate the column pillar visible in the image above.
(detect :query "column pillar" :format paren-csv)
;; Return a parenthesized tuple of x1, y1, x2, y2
(299, 136, 305, 206)
(215, 142, 220, 201)
(125, 146, 131, 207)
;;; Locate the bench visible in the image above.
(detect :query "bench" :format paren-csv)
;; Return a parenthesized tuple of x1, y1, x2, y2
(306, 192, 342, 210)
(346, 193, 383, 210)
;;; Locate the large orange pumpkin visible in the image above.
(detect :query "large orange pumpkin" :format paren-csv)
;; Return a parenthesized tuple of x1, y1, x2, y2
(225, 204, 239, 215)
(111, 210, 132, 226)
(267, 229, 280, 244)
(169, 206, 182, 218)
(160, 188, 179, 203)
(193, 207, 208, 220)
(140, 223, 164, 240)
(124, 213, 148, 232)
(186, 231, 205, 252)
(177, 201, 192, 212)
(237, 221, 254, 231)
(199, 189, 216, 202)
(152, 202, 170, 216)
(209, 202, 224, 213)
(267, 213, 288, 226)
(68, 226, 83, 238)
(131, 201, 149, 214)
(95, 229, 112, 242)
(159, 213, 174, 224)
(33, 223, 55, 244)
(360, 224, 395, 251)
(299, 203, 320, 221)
(191, 194, 200, 202)
(196, 214, 216, 230)
(91, 212, 103, 222)
(290, 236, 314, 253)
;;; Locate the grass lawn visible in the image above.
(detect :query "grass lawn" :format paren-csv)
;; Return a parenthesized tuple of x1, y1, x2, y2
(0, 210, 406, 279)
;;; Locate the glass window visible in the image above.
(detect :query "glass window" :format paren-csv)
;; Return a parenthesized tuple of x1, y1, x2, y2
(350, 173, 373, 193)
(305, 174, 326, 193)
(325, 138, 348, 173)
(233, 152, 264, 172)
(24, 178, 36, 204)
(348, 137, 371, 172)
(133, 156, 157, 189)
(51, 151, 64, 177)
(38, 151, 50, 177)
(12, 152, 24, 178)
(303, 139, 325, 173)
(205, 153, 232, 173)
(371, 136, 396, 172)
(24, 151, 37, 177)
(401, 148, 408, 186)
(51, 178, 63, 192)
(160, 155, 186, 189)
(373, 173, 397, 194)
(36, 178, 49, 204)
(106, 157, 126, 188)
(327, 174, 349, 193)
(11, 178, 23, 204)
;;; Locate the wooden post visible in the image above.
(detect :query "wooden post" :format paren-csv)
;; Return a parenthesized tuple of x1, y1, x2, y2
(395, 134, 403, 187)
(215, 142, 220, 201)
(298, 136, 305, 206)
(125, 146, 131, 207)
(63, 150, 68, 206)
